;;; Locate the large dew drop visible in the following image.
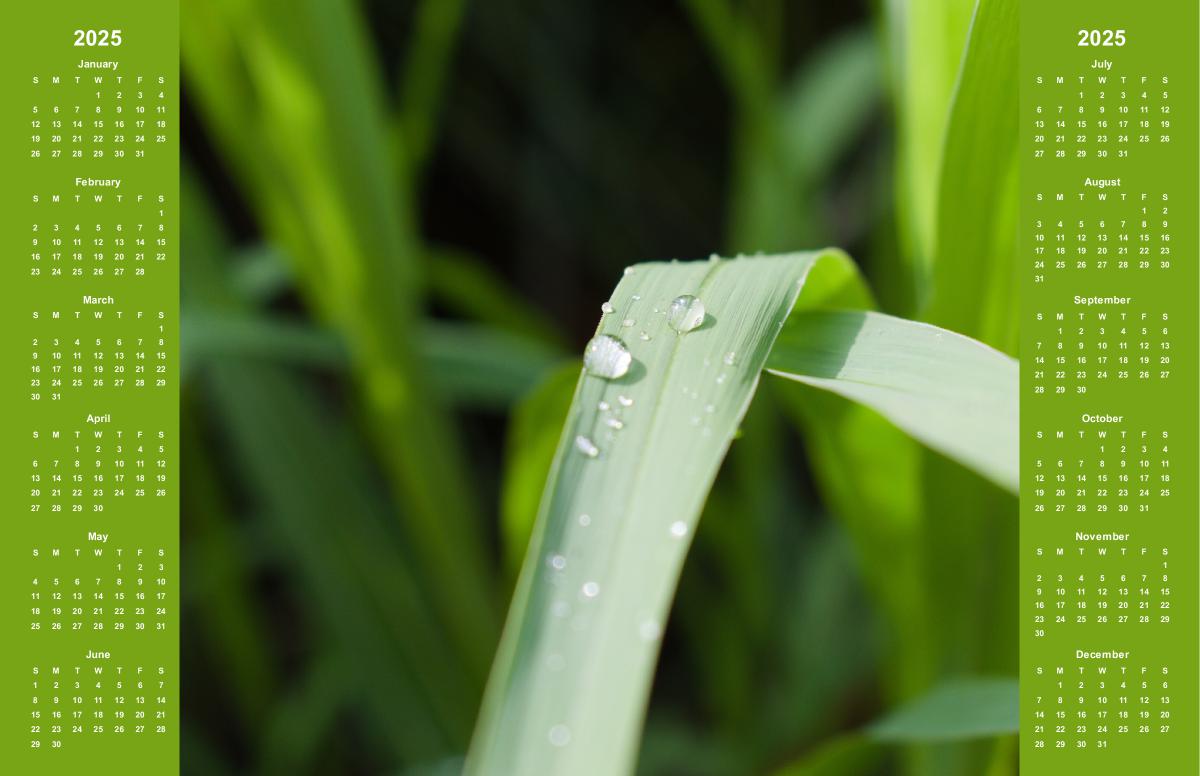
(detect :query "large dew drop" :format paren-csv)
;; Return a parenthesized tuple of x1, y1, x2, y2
(583, 334, 632, 380)
(667, 294, 705, 333)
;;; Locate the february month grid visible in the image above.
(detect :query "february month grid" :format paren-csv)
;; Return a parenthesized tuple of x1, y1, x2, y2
(1019, 1, 1198, 773)
(0, 2, 179, 772)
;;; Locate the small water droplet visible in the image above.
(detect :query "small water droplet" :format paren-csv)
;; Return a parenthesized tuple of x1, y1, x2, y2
(624, 266, 637, 276)
(622, 317, 635, 327)
(704, 404, 715, 414)
(583, 334, 632, 379)
(598, 400, 611, 411)
(548, 554, 567, 571)
(582, 581, 600, 598)
(639, 331, 651, 341)
(605, 417, 624, 430)
(552, 600, 571, 618)
(617, 395, 634, 407)
(574, 435, 600, 458)
(632, 294, 642, 301)
(639, 620, 662, 641)
(601, 302, 614, 314)
(670, 521, 689, 538)
(549, 724, 571, 747)
(708, 253, 720, 263)
(667, 295, 706, 334)
(689, 415, 701, 426)
(723, 351, 737, 366)
(689, 390, 699, 400)
(578, 513, 592, 527)
(715, 373, 727, 385)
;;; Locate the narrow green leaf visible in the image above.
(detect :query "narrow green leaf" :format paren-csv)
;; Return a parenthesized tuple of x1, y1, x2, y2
(884, 0, 976, 296)
(868, 678, 1018, 743)
(466, 251, 857, 776)
(182, 311, 562, 408)
(768, 310, 1017, 492)
(925, 0, 1019, 354)
(780, 29, 882, 183)
(427, 248, 566, 347)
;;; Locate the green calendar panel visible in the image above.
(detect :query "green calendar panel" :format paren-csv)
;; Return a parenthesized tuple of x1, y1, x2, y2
(1020, 0, 1198, 772)
(0, 1, 178, 772)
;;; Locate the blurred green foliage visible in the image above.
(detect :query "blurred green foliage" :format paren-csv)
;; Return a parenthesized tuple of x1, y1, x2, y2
(180, 0, 1017, 774)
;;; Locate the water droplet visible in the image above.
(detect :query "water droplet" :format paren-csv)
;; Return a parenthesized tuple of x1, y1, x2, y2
(578, 513, 592, 527)
(617, 395, 634, 407)
(574, 435, 600, 458)
(632, 294, 642, 301)
(548, 554, 567, 571)
(715, 373, 727, 385)
(601, 302, 614, 314)
(582, 581, 600, 598)
(704, 404, 715, 414)
(689, 415, 701, 426)
(708, 253, 720, 262)
(670, 521, 689, 538)
(583, 334, 632, 379)
(549, 724, 571, 747)
(622, 318, 635, 327)
(639, 620, 662, 641)
(723, 351, 737, 366)
(551, 600, 571, 618)
(605, 417, 624, 430)
(638, 331, 651, 341)
(667, 295, 706, 334)
(624, 266, 637, 276)
(598, 400, 611, 411)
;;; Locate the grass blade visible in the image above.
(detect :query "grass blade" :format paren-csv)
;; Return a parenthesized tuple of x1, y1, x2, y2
(768, 310, 1017, 492)
(868, 678, 1018, 742)
(883, 0, 975, 298)
(466, 251, 856, 775)
(925, 0, 1019, 353)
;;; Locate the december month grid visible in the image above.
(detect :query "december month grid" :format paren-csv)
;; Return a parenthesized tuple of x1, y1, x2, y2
(1019, 2, 1198, 774)
(0, 2, 179, 773)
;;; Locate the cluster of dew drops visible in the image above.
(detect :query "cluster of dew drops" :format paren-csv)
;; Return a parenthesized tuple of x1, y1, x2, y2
(577, 288, 729, 458)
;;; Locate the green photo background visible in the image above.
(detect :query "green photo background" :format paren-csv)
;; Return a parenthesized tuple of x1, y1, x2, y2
(180, 0, 1017, 774)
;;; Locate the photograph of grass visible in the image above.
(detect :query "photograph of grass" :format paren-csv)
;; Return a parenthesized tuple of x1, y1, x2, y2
(180, 0, 1019, 774)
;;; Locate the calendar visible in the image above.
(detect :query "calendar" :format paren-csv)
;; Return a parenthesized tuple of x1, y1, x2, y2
(0, 1, 179, 773)
(1020, 1, 1198, 772)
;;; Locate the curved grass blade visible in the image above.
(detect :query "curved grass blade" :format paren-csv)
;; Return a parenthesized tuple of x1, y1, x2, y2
(768, 310, 1018, 492)
(868, 678, 1018, 742)
(465, 251, 858, 776)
